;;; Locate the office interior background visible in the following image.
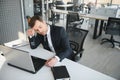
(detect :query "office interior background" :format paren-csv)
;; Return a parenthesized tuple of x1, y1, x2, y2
(0, 0, 120, 79)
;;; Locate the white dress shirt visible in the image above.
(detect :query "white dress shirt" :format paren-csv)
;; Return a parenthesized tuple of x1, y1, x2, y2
(46, 25, 55, 52)
(46, 25, 60, 61)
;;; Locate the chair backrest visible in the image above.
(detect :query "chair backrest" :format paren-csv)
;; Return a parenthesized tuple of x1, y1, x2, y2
(66, 12, 84, 30)
(67, 28, 88, 54)
(55, 1, 65, 10)
(67, 12, 79, 23)
(105, 17, 120, 35)
(55, 1, 64, 5)
(67, 2, 73, 11)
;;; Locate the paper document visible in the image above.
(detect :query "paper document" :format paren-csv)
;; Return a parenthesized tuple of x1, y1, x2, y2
(0, 53, 6, 70)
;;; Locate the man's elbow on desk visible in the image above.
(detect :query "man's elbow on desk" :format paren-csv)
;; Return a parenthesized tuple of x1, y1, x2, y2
(29, 42, 38, 49)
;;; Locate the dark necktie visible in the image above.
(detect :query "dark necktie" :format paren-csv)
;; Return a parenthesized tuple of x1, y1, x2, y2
(44, 35, 51, 51)
(44, 35, 47, 42)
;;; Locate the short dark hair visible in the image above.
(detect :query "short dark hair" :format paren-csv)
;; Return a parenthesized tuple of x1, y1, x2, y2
(29, 15, 43, 28)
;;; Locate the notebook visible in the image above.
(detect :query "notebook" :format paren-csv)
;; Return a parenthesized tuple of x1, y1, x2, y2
(0, 45, 46, 74)
(51, 66, 70, 80)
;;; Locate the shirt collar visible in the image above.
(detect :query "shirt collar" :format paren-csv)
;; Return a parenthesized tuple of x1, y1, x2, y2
(47, 25, 50, 36)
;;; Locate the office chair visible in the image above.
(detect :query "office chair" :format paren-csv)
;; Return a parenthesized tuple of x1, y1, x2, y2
(53, 1, 65, 20)
(66, 12, 84, 31)
(49, 10, 59, 25)
(67, 2, 73, 11)
(55, 1, 65, 10)
(101, 17, 120, 48)
(67, 27, 88, 61)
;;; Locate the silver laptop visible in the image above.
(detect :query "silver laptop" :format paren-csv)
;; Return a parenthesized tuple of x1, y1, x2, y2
(0, 45, 46, 74)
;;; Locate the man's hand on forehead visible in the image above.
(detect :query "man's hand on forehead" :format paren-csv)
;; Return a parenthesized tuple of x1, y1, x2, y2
(34, 28, 39, 32)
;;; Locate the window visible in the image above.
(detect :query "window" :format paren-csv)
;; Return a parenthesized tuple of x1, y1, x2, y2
(112, 0, 120, 4)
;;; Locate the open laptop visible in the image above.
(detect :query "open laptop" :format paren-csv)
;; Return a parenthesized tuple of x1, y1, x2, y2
(0, 45, 46, 74)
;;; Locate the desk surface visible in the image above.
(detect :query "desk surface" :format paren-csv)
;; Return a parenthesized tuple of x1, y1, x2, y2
(52, 9, 79, 14)
(0, 54, 6, 70)
(52, 9, 68, 14)
(56, 4, 74, 7)
(80, 14, 108, 20)
(0, 42, 117, 80)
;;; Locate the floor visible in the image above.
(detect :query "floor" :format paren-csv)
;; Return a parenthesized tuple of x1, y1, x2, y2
(79, 27, 120, 80)
(51, 17, 120, 80)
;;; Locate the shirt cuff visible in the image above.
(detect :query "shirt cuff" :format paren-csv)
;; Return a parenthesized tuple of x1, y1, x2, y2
(29, 34, 35, 38)
(29, 36, 33, 38)
(55, 56, 60, 62)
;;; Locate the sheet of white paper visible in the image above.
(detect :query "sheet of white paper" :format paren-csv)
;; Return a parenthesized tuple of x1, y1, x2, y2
(0, 54, 6, 70)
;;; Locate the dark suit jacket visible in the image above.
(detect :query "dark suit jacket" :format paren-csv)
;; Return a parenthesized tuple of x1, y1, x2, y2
(28, 25, 73, 61)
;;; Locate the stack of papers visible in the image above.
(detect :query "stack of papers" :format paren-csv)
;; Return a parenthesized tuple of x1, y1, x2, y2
(0, 53, 6, 70)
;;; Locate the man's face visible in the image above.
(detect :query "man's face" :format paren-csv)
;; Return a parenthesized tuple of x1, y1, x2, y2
(33, 20, 47, 35)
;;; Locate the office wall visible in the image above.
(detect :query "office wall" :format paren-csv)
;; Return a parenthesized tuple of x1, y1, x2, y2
(0, 0, 23, 44)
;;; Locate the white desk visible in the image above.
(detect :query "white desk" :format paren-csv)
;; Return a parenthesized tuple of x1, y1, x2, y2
(80, 14, 108, 20)
(52, 9, 68, 14)
(56, 4, 74, 11)
(0, 54, 6, 70)
(62, 59, 116, 80)
(0, 44, 117, 80)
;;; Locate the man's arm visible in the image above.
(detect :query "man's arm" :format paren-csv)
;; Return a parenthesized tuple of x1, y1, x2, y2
(27, 29, 41, 49)
(56, 27, 73, 61)
(45, 27, 73, 67)
(28, 35, 41, 49)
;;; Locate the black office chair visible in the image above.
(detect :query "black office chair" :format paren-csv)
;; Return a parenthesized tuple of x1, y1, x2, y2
(101, 17, 120, 48)
(66, 12, 84, 31)
(55, 1, 65, 10)
(49, 10, 59, 25)
(67, 2, 73, 11)
(53, 1, 65, 20)
(67, 27, 88, 61)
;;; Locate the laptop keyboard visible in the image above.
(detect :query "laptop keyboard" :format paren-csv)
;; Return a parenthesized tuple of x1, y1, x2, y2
(31, 56, 46, 72)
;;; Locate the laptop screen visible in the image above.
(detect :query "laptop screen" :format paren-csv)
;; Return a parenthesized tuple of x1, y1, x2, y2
(0, 45, 46, 73)
(7, 47, 35, 72)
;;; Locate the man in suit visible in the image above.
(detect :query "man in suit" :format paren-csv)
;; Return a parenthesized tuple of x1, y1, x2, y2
(27, 15, 73, 67)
